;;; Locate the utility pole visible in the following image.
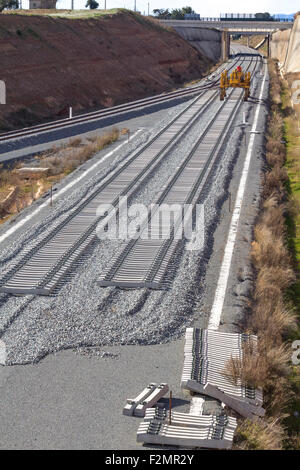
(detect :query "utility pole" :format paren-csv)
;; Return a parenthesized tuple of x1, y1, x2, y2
(104, 0, 106, 9)
(147, 2, 149, 15)
(134, 0, 136, 11)
(71, 0, 74, 9)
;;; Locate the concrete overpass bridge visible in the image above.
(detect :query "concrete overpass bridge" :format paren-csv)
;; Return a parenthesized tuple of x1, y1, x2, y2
(160, 20, 293, 34)
(160, 20, 293, 61)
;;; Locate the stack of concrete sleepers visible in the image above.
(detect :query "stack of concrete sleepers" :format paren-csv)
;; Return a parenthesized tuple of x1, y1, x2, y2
(123, 383, 169, 417)
(144, 407, 237, 429)
(137, 407, 237, 449)
(181, 328, 265, 418)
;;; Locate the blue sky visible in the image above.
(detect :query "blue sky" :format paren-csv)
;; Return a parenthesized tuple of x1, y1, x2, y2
(21, 0, 298, 17)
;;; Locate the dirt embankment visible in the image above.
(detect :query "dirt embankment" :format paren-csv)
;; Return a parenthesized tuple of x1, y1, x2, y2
(271, 29, 291, 66)
(271, 12, 300, 73)
(0, 10, 213, 131)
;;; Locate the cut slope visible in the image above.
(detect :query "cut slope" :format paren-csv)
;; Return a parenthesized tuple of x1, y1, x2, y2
(0, 10, 212, 131)
(271, 13, 300, 73)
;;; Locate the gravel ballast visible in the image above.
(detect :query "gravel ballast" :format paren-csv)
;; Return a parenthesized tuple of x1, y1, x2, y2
(0, 56, 265, 365)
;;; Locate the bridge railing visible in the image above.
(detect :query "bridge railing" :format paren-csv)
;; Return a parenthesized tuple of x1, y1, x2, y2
(184, 17, 293, 23)
(199, 18, 220, 21)
(160, 19, 293, 30)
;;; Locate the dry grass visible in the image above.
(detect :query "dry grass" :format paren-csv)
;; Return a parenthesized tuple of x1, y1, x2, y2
(223, 340, 291, 390)
(255, 265, 295, 294)
(263, 375, 294, 418)
(224, 340, 293, 424)
(234, 417, 285, 450)
(40, 127, 120, 177)
(0, 127, 121, 222)
(261, 165, 288, 200)
(3, 8, 122, 19)
(0, 168, 21, 189)
(265, 139, 285, 155)
(268, 111, 284, 140)
(248, 299, 297, 338)
(251, 225, 288, 269)
(269, 60, 282, 105)
(144, 15, 174, 32)
(259, 198, 287, 237)
(225, 59, 299, 448)
(223, 341, 269, 389)
(266, 150, 286, 167)
(69, 137, 82, 147)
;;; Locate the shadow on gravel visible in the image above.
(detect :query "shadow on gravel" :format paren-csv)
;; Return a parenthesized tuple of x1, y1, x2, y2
(157, 397, 190, 409)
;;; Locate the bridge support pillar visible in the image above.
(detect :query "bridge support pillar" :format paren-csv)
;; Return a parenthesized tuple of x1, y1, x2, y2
(221, 29, 230, 61)
(267, 34, 271, 58)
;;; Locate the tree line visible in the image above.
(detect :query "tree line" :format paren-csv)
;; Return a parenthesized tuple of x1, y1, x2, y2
(152, 6, 196, 20)
(153, 8, 275, 20)
(0, 0, 18, 12)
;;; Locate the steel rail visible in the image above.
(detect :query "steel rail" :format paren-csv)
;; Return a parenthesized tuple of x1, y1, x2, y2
(0, 57, 253, 296)
(0, 80, 227, 295)
(0, 59, 242, 144)
(98, 56, 260, 289)
(98, 91, 242, 288)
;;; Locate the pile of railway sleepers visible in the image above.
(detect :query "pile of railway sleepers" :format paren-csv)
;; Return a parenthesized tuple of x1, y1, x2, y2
(181, 328, 265, 418)
(123, 383, 169, 417)
(137, 407, 237, 449)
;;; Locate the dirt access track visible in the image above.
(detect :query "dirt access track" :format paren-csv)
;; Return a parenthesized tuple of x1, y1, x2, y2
(0, 9, 212, 131)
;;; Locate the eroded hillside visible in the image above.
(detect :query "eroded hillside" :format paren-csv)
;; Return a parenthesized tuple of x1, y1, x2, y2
(0, 10, 212, 131)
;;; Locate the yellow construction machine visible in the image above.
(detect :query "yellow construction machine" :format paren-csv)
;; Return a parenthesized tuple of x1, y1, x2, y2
(220, 66, 251, 101)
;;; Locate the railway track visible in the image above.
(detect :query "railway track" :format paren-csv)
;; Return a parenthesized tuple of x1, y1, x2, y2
(0, 55, 258, 296)
(0, 58, 243, 145)
(98, 56, 260, 289)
